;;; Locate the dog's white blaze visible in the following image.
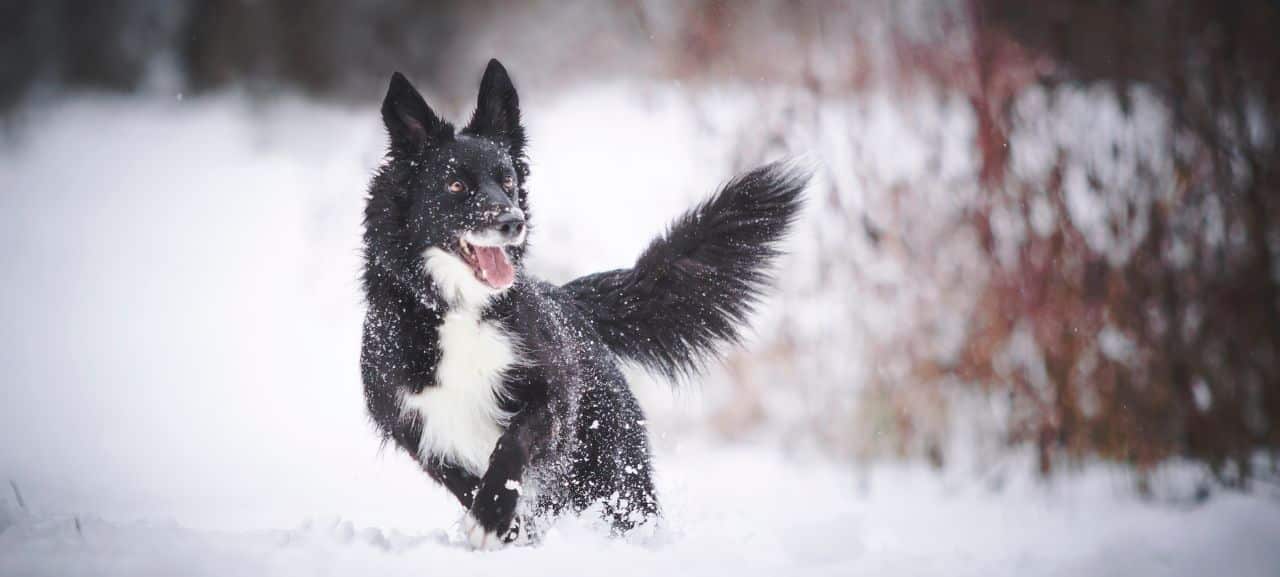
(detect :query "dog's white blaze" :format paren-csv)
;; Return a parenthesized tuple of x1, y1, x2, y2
(400, 307, 520, 476)
(423, 247, 502, 308)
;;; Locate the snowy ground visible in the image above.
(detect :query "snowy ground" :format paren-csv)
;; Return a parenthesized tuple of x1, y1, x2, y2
(2, 91, 1279, 575)
(4, 443, 1280, 577)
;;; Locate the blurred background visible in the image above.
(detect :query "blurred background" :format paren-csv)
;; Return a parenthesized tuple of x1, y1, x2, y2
(2, 0, 1279, 573)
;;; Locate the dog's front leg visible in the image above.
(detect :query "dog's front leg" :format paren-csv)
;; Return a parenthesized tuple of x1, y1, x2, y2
(464, 408, 548, 550)
(425, 458, 481, 510)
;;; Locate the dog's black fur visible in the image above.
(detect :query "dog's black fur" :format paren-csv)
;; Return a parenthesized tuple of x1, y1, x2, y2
(360, 59, 806, 546)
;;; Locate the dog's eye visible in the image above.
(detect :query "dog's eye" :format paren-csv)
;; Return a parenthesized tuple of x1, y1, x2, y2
(448, 180, 467, 194)
(502, 176, 515, 192)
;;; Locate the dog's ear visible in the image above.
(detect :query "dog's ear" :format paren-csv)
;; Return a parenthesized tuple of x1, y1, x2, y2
(464, 59, 525, 156)
(382, 72, 452, 152)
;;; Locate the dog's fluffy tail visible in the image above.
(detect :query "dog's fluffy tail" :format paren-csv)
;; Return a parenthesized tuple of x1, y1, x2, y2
(563, 160, 808, 380)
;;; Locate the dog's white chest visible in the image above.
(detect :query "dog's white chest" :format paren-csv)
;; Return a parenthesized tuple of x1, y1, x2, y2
(400, 308, 518, 476)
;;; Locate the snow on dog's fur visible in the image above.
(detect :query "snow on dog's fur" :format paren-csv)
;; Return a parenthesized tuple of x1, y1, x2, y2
(360, 59, 807, 549)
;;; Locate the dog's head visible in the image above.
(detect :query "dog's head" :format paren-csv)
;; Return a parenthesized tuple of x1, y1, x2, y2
(375, 59, 530, 307)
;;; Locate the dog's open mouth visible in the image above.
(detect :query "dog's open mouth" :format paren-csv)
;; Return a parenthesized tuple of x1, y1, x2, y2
(459, 237, 515, 289)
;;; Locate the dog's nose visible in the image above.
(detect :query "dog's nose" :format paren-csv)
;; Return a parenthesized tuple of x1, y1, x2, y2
(494, 211, 525, 238)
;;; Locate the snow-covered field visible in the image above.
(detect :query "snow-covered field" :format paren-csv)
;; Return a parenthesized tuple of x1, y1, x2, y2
(2, 90, 1279, 575)
(5, 444, 1280, 577)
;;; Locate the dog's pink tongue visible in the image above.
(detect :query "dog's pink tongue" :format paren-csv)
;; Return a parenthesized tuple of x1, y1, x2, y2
(474, 245, 515, 288)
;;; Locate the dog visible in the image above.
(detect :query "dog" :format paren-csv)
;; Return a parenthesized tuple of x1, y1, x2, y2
(360, 59, 806, 549)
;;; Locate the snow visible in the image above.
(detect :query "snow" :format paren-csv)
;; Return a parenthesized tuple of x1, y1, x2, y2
(1008, 85, 1175, 266)
(2, 90, 1278, 575)
(4, 445, 1279, 576)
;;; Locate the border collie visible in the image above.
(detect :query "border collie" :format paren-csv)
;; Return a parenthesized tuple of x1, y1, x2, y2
(360, 59, 806, 549)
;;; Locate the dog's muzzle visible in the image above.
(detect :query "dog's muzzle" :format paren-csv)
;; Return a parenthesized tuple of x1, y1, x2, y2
(457, 207, 526, 289)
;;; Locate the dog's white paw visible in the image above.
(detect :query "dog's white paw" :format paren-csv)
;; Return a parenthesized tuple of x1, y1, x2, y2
(462, 514, 504, 551)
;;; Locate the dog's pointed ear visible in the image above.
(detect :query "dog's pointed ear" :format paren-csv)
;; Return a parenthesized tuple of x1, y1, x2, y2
(464, 59, 525, 153)
(382, 72, 452, 152)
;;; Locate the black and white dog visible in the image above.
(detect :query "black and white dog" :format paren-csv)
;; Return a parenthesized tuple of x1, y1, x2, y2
(360, 59, 806, 549)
